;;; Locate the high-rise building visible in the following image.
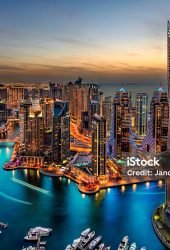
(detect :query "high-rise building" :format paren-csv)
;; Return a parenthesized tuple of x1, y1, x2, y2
(20, 99, 45, 167)
(102, 96, 112, 137)
(0, 101, 7, 124)
(7, 85, 25, 108)
(167, 20, 170, 151)
(0, 85, 7, 100)
(65, 82, 102, 132)
(143, 87, 169, 153)
(52, 101, 70, 164)
(109, 87, 136, 158)
(20, 100, 32, 145)
(40, 98, 54, 161)
(136, 93, 148, 136)
(25, 109, 44, 156)
(92, 113, 106, 177)
(49, 82, 63, 99)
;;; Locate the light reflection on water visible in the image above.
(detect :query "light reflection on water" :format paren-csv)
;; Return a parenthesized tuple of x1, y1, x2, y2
(0, 142, 167, 250)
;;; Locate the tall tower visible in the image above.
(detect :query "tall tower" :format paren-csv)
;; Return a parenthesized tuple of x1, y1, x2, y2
(167, 20, 170, 150)
(142, 87, 169, 153)
(109, 87, 136, 159)
(92, 113, 106, 177)
(136, 93, 148, 137)
(52, 101, 70, 164)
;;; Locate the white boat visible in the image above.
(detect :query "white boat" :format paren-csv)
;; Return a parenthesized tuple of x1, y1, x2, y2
(129, 242, 136, 250)
(72, 237, 81, 248)
(0, 231, 1, 235)
(88, 235, 102, 250)
(29, 227, 52, 236)
(24, 233, 39, 241)
(81, 228, 91, 238)
(65, 245, 73, 250)
(22, 247, 45, 250)
(39, 241, 47, 246)
(118, 236, 129, 250)
(22, 247, 36, 250)
(140, 248, 146, 250)
(80, 231, 95, 248)
(96, 243, 105, 250)
(104, 247, 111, 250)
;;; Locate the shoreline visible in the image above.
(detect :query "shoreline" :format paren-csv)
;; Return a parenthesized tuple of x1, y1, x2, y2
(3, 166, 164, 194)
(2, 141, 165, 194)
(152, 206, 170, 249)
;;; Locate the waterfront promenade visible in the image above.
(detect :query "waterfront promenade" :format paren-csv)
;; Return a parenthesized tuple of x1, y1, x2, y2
(152, 205, 170, 249)
(3, 162, 164, 194)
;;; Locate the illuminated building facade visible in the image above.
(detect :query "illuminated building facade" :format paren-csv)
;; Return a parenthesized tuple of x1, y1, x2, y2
(53, 101, 70, 164)
(143, 87, 169, 154)
(92, 113, 106, 177)
(20, 100, 32, 145)
(136, 93, 148, 136)
(102, 96, 112, 137)
(167, 20, 170, 150)
(41, 98, 54, 160)
(49, 82, 63, 99)
(109, 87, 136, 159)
(25, 110, 44, 156)
(0, 101, 7, 124)
(7, 85, 25, 108)
(63, 82, 102, 132)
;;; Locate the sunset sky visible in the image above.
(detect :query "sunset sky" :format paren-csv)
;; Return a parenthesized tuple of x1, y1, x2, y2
(0, 0, 170, 83)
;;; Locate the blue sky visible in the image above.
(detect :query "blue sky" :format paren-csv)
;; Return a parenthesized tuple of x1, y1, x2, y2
(0, 0, 170, 83)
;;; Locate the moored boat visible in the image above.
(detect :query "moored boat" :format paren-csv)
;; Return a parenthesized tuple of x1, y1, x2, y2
(118, 236, 129, 250)
(129, 242, 136, 250)
(88, 235, 102, 250)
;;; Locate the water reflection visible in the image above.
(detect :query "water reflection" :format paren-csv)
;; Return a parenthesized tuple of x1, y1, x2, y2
(132, 184, 137, 191)
(121, 185, 126, 193)
(158, 180, 163, 188)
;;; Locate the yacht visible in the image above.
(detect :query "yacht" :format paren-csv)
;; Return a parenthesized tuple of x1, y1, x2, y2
(79, 231, 95, 248)
(39, 241, 47, 246)
(104, 247, 111, 250)
(129, 242, 136, 250)
(65, 245, 73, 250)
(22, 247, 36, 250)
(140, 248, 146, 250)
(96, 243, 105, 250)
(72, 237, 81, 248)
(118, 236, 129, 250)
(24, 232, 39, 241)
(81, 228, 91, 238)
(88, 235, 102, 250)
(29, 227, 52, 236)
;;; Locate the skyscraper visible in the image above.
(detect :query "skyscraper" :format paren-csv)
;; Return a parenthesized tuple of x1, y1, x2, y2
(165, 20, 170, 229)
(92, 113, 106, 177)
(136, 93, 148, 136)
(20, 100, 32, 145)
(143, 87, 169, 153)
(7, 85, 25, 109)
(52, 101, 70, 164)
(109, 87, 136, 158)
(20, 99, 45, 167)
(167, 20, 170, 150)
(102, 96, 112, 137)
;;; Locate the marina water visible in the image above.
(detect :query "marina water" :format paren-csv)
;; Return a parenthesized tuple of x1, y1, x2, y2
(0, 142, 166, 250)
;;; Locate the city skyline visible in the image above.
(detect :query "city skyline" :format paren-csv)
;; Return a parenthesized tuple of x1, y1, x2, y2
(0, 0, 170, 83)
